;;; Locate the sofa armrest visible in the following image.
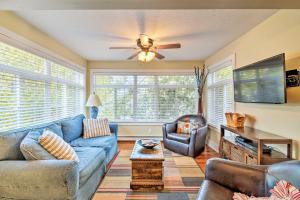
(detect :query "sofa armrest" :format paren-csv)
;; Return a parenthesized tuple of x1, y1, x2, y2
(109, 123, 118, 137)
(205, 158, 268, 197)
(0, 160, 79, 200)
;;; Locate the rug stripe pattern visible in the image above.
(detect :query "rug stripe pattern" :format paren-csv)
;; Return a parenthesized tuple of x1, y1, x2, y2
(93, 148, 204, 200)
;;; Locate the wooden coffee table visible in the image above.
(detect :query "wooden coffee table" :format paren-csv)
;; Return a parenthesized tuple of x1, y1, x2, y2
(130, 140, 165, 191)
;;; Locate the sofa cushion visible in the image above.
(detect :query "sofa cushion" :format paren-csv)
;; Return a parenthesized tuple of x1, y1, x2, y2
(70, 135, 117, 152)
(39, 129, 79, 162)
(0, 130, 28, 160)
(167, 133, 190, 144)
(74, 147, 106, 185)
(83, 118, 111, 138)
(20, 130, 56, 160)
(36, 124, 63, 138)
(0, 123, 62, 161)
(62, 115, 85, 143)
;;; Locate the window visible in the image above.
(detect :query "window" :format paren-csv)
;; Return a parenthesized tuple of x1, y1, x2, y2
(207, 57, 234, 127)
(0, 41, 85, 132)
(93, 73, 196, 122)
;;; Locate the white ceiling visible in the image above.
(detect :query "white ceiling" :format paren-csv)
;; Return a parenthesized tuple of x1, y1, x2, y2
(16, 10, 277, 61)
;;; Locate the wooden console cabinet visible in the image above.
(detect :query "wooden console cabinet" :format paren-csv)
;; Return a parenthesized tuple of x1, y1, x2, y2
(220, 125, 293, 165)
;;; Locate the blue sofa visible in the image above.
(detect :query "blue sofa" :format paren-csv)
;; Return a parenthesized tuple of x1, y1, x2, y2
(0, 114, 118, 200)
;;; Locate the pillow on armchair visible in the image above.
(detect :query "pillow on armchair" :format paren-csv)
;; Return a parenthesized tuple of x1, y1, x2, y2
(177, 121, 200, 135)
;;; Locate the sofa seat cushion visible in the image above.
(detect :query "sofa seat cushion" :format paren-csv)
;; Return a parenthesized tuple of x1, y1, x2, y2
(74, 147, 106, 185)
(167, 133, 190, 144)
(70, 135, 117, 152)
(197, 180, 233, 200)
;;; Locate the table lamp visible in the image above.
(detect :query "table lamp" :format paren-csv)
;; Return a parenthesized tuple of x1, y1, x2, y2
(86, 92, 102, 119)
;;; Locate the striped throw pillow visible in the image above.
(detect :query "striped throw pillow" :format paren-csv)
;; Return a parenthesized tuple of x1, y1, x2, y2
(39, 129, 79, 162)
(83, 118, 111, 138)
(233, 180, 300, 200)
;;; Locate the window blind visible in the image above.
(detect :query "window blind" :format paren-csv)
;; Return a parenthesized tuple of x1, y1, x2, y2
(93, 73, 196, 122)
(0, 41, 84, 132)
(207, 64, 234, 127)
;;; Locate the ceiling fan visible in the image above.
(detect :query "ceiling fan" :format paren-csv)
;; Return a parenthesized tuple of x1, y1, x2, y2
(109, 34, 181, 62)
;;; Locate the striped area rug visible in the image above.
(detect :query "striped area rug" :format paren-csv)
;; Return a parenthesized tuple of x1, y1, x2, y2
(93, 149, 204, 200)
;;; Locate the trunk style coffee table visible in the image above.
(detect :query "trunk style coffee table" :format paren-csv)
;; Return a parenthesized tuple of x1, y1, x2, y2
(130, 140, 165, 191)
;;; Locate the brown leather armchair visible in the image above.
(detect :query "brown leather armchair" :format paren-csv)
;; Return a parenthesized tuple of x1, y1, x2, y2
(197, 158, 300, 200)
(162, 114, 208, 157)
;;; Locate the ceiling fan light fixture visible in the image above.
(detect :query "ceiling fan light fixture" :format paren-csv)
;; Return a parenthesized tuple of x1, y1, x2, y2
(138, 51, 155, 62)
(139, 34, 151, 47)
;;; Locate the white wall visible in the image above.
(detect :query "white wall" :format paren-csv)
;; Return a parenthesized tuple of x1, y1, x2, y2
(205, 10, 300, 159)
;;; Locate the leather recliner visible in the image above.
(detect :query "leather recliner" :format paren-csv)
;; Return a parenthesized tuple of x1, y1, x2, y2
(197, 158, 300, 200)
(162, 114, 208, 157)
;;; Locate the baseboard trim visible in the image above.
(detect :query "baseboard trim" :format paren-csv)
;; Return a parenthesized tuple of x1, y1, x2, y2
(118, 136, 163, 141)
(207, 140, 219, 153)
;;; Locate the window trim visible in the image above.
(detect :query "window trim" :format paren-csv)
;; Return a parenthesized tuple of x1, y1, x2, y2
(0, 27, 85, 72)
(90, 69, 197, 123)
(0, 28, 86, 131)
(0, 26, 86, 110)
(206, 54, 236, 130)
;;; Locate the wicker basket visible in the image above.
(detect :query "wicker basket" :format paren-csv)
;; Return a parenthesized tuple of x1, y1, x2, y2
(225, 112, 245, 128)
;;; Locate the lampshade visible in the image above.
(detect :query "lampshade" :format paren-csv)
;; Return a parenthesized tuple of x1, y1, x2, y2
(138, 51, 155, 62)
(86, 92, 102, 107)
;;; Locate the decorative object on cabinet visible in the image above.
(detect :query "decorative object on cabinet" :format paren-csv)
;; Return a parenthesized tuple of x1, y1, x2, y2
(225, 112, 246, 128)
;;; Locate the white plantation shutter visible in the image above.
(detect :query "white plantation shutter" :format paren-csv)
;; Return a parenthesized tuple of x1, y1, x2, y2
(93, 73, 197, 122)
(0, 41, 84, 132)
(207, 59, 234, 128)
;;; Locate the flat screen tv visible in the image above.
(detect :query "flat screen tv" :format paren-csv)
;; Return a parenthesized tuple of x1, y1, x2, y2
(233, 53, 286, 104)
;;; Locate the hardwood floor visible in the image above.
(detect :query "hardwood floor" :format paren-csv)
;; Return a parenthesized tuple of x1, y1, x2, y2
(118, 141, 219, 172)
(195, 146, 219, 172)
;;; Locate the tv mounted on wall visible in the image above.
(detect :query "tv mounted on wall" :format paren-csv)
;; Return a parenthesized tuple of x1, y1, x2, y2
(233, 53, 286, 104)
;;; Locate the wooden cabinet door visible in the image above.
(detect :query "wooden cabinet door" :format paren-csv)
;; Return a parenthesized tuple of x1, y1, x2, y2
(230, 146, 244, 162)
(222, 140, 231, 158)
(245, 153, 258, 165)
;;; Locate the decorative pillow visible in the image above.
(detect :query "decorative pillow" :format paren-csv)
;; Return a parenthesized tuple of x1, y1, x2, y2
(177, 121, 200, 134)
(62, 114, 85, 143)
(83, 118, 111, 139)
(39, 129, 79, 162)
(233, 180, 300, 200)
(20, 130, 56, 160)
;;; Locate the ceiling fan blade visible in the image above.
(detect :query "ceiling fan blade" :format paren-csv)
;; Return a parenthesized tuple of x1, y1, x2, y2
(155, 52, 165, 60)
(156, 43, 181, 49)
(109, 47, 137, 49)
(127, 51, 141, 60)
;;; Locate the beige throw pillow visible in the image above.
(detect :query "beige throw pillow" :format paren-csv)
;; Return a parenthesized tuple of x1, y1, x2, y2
(39, 129, 79, 162)
(83, 118, 111, 138)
